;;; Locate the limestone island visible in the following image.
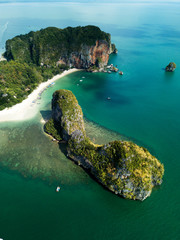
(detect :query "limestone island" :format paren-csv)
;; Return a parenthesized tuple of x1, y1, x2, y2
(4, 25, 117, 72)
(0, 25, 117, 110)
(45, 89, 164, 201)
(165, 62, 176, 72)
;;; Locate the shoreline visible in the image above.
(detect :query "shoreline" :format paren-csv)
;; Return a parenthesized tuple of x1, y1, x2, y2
(0, 68, 79, 122)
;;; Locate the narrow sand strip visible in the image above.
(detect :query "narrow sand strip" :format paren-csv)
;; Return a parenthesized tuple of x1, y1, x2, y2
(0, 68, 79, 122)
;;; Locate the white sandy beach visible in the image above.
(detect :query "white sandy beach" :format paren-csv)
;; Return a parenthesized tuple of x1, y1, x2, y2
(0, 68, 79, 122)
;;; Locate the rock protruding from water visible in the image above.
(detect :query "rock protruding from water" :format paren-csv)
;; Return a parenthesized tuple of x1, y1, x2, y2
(51, 89, 86, 142)
(45, 89, 164, 201)
(4, 26, 117, 70)
(165, 62, 176, 72)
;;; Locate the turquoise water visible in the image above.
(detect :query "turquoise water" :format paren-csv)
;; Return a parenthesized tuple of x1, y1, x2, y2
(0, 2, 180, 240)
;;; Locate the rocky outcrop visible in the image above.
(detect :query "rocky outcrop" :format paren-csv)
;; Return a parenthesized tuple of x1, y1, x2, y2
(51, 89, 86, 142)
(45, 89, 164, 201)
(57, 39, 114, 69)
(4, 26, 117, 70)
(165, 62, 176, 72)
(68, 139, 164, 201)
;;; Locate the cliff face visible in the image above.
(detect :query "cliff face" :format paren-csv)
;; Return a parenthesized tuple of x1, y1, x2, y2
(68, 140, 164, 201)
(57, 40, 113, 69)
(45, 89, 164, 201)
(4, 26, 117, 69)
(50, 90, 86, 142)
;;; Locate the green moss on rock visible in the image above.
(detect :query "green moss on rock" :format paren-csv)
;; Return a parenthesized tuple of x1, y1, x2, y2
(45, 89, 164, 201)
(44, 118, 62, 141)
(68, 138, 164, 200)
(4, 25, 115, 68)
(51, 89, 86, 141)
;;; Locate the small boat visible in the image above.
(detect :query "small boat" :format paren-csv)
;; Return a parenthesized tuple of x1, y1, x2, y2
(107, 97, 111, 100)
(108, 71, 111, 74)
(119, 71, 123, 75)
(80, 79, 83, 82)
(56, 186, 61, 192)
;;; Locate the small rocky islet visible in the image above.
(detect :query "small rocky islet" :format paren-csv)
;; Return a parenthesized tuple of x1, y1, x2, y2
(165, 62, 176, 72)
(45, 89, 164, 201)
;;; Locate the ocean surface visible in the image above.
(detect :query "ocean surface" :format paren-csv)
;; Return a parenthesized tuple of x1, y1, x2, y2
(0, 1, 180, 240)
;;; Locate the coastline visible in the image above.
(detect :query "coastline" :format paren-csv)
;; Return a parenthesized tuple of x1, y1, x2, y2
(0, 68, 79, 122)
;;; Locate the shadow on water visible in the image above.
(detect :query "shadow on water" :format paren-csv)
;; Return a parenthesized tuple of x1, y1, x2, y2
(40, 107, 156, 158)
(0, 105, 161, 190)
(0, 123, 88, 186)
(40, 110, 52, 121)
(84, 118, 159, 157)
(164, 71, 175, 81)
(58, 142, 68, 157)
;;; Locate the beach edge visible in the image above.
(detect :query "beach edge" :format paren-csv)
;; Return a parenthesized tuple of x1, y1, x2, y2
(0, 68, 80, 122)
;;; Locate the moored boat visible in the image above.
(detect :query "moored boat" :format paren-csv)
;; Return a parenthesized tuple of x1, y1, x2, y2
(56, 186, 61, 192)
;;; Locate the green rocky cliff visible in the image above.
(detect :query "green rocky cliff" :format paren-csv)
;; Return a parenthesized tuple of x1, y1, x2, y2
(45, 89, 164, 201)
(4, 25, 117, 69)
(0, 25, 117, 110)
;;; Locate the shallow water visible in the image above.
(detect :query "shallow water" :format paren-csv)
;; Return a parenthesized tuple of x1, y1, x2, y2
(0, 1, 180, 240)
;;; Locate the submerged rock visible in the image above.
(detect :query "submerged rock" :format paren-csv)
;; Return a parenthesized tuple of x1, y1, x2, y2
(45, 89, 164, 201)
(165, 62, 176, 72)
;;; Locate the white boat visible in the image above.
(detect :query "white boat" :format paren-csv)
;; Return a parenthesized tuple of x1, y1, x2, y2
(56, 186, 61, 192)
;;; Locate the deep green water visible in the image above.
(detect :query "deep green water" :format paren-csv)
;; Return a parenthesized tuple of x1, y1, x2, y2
(0, 2, 180, 240)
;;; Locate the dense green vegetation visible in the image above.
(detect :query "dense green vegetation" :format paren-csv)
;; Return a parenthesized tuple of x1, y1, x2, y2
(51, 89, 85, 139)
(0, 60, 68, 110)
(4, 25, 111, 65)
(0, 25, 114, 110)
(0, 61, 42, 110)
(68, 137, 164, 199)
(45, 89, 164, 200)
(44, 118, 62, 141)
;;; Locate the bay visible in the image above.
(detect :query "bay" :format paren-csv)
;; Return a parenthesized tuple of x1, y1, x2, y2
(0, 1, 180, 240)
